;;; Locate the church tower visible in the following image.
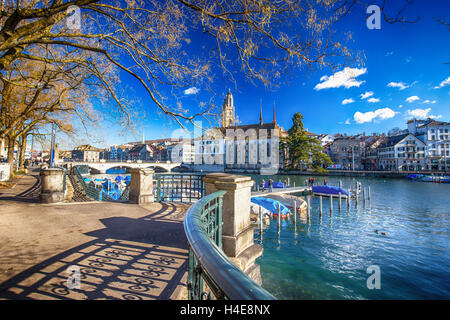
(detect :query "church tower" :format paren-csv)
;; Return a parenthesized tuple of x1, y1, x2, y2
(221, 89, 235, 128)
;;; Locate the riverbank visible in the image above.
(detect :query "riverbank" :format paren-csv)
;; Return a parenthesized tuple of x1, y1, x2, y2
(222, 169, 449, 179)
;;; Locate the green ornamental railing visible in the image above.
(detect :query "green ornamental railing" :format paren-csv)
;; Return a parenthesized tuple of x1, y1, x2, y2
(154, 173, 205, 203)
(184, 190, 275, 300)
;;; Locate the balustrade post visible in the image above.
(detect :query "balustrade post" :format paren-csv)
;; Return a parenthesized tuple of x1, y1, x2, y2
(129, 168, 154, 204)
(209, 174, 263, 285)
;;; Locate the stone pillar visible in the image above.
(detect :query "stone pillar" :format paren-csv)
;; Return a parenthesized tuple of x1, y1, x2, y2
(129, 168, 154, 204)
(40, 168, 65, 203)
(203, 173, 263, 284)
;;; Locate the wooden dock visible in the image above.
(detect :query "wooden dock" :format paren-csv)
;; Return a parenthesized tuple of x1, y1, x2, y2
(251, 186, 311, 197)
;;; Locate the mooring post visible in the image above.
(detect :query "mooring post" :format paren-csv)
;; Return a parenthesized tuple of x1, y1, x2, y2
(259, 206, 263, 237)
(319, 195, 323, 216)
(294, 201, 297, 225)
(307, 197, 311, 221)
(330, 194, 333, 213)
(363, 188, 366, 206)
(339, 180, 342, 188)
(277, 202, 281, 231)
(347, 189, 350, 207)
(368, 186, 371, 201)
(339, 192, 342, 211)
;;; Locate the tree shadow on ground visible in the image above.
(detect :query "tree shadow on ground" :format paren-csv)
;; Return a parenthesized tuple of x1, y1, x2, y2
(0, 203, 189, 300)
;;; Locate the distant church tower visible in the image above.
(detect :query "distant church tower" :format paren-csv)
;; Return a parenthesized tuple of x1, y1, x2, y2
(221, 89, 235, 128)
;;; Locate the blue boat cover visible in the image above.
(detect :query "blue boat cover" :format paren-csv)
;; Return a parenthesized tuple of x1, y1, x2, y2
(312, 185, 349, 196)
(262, 181, 287, 188)
(115, 176, 125, 181)
(251, 197, 290, 215)
(407, 174, 424, 180)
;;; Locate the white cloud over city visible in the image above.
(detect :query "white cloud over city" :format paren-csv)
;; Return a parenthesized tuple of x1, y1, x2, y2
(360, 91, 374, 99)
(387, 82, 408, 90)
(353, 107, 398, 124)
(314, 67, 367, 90)
(342, 98, 355, 105)
(183, 87, 200, 95)
(406, 96, 420, 103)
(434, 76, 450, 89)
(405, 108, 442, 119)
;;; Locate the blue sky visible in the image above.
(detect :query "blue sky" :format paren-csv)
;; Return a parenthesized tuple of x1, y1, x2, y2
(82, 0, 450, 148)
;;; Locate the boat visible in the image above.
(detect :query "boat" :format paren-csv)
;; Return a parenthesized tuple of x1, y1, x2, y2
(420, 175, 450, 183)
(406, 174, 424, 180)
(251, 197, 291, 219)
(312, 185, 356, 198)
(260, 181, 289, 189)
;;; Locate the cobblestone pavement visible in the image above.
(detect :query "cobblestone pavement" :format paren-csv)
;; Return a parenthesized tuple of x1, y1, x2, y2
(0, 172, 190, 300)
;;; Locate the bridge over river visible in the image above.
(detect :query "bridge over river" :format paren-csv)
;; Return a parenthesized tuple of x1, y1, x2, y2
(59, 161, 189, 173)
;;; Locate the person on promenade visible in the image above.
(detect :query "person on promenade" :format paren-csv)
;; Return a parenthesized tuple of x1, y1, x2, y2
(268, 179, 273, 192)
(260, 179, 266, 191)
(324, 178, 327, 185)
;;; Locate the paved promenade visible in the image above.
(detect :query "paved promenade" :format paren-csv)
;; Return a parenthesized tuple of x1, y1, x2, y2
(0, 170, 189, 300)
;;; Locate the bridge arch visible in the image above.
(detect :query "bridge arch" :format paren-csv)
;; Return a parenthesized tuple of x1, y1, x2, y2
(147, 165, 169, 173)
(171, 164, 192, 172)
(105, 166, 133, 174)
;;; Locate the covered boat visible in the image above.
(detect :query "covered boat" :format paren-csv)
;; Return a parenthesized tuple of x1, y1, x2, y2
(420, 175, 450, 183)
(312, 185, 351, 198)
(406, 174, 424, 180)
(261, 181, 289, 189)
(251, 197, 291, 218)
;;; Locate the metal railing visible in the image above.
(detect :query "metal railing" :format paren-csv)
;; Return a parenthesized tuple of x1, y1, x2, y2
(72, 165, 129, 201)
(184, 190, 275, 300)
(154, 173, 205, 203)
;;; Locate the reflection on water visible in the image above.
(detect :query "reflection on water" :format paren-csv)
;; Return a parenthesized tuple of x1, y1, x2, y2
(248, 175, 450, 300)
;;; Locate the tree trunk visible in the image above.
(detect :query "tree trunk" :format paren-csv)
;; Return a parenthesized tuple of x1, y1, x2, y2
(6, 136, 15, 177)
(18, 135, 27, 170)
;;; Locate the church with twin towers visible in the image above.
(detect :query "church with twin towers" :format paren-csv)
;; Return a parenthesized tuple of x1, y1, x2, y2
(193, 89, 287, 173)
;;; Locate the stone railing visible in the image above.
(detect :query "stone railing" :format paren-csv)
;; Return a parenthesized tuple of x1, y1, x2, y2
(184, 173, 275, 300)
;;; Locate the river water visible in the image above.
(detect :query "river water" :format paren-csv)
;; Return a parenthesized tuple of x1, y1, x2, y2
(246, 174, 450, 300)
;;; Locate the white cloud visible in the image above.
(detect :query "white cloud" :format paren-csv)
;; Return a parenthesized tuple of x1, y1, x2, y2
(406, 108, 442, 120)
(342, 98, 355, 105)
(387, 82, 408, 90)
(423, 100, 437, 104)
(434, 77, 450, 89)
(360, 91, 374, 99)
(183, 87, 200, 95)
(398, 104, 404, 109)
(385, 51, 394, 56)
(353, 108, 398, 124)
(367, 97, 380, 103)
(406, 108, 431, 118)
(406, 96, 420, 103)
(314, 67, 367, 90)
(345, 118, 351, 125)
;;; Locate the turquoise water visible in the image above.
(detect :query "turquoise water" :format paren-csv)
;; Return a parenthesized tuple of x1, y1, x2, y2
(248, 175, 450, 300)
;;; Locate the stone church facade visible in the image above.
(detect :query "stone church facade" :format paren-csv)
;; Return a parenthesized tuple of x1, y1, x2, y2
(193, 90, 287, 174)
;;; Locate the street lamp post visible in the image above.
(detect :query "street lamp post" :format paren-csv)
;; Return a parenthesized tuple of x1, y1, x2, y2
(50, 121, 56, 168)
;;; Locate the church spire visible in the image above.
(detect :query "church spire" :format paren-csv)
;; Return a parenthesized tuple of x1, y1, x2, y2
(259, 98, 263, 126)
(273, 101, 276, 123)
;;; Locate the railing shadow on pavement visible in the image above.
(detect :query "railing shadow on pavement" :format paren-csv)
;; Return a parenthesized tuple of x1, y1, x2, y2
(0, 203, 189, 300)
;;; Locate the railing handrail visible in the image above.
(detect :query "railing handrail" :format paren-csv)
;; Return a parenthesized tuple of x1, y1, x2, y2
(184, 191, 275, 300)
